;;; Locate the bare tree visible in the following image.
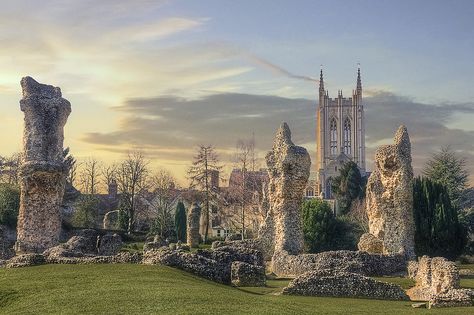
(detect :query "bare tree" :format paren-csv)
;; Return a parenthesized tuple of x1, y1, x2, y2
(235, 139, 251, 240)
(65, 150, 78, 187)
(101, 163, 118, 191)
(230, 137, 264, 239)
(249, 132, 260, 172)
(116, 151, 150, 234)
(0, 153, 21, 186)
(78, 157, 102, 194)
(187, 145, 222, 243)
(149, 168, 177, 237)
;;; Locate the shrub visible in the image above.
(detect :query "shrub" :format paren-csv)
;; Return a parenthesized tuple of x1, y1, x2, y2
(301, 199, 358, 253)
(331, 161, 365, 215)
(72, 195, 100, 228)
(0, 183, 20, 228)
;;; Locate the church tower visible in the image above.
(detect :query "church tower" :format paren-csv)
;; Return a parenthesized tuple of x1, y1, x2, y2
(315, 66, 366, 199)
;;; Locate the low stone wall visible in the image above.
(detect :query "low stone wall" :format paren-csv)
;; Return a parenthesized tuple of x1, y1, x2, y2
(5, 252, 142, 268)
(272, 250, 407, 277)
(282, 269, 408, 300)
(143, 247, 230, 283)
(143, 245, 265, 285)
(231, 261, 266, 287)
(428, 289, 474, 308)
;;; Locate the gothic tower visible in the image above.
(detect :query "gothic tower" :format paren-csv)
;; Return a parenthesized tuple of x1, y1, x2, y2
(315, 66, 366, 199)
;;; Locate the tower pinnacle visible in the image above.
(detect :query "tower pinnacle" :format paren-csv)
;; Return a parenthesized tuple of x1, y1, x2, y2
(356, 63, 362, 96)
(319, 65, 324, 96)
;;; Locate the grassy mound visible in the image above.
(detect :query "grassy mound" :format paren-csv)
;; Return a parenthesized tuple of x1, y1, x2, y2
(0, 264, 472, 314)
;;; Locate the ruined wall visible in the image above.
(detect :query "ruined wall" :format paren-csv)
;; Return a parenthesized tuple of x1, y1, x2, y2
(15, 77, 71, 253)
(361, 125, 415, 259)
(407, 256, 460, 301)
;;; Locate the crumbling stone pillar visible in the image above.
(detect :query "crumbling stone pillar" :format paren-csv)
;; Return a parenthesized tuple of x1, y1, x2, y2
(15, 77, 71, 253)
(264, 122, 310, 255)
(187, 203, 201, 248)
(360, 125, 415, 259)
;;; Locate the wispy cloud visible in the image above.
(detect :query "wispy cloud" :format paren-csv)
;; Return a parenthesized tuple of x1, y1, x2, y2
(245, 54, 319, 83)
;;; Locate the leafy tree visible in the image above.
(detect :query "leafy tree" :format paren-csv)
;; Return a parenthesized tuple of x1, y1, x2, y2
(175, 201, 187, 242)
(413, 177, 466, 259)
(459, 207, 474, 254)
(72, 195, 100, 228)
(423, 146, 469, 208)
(301, 199, 358, 253)
(117, 198, 131, 231)
(0, 183, 20, 228)
(331, 161, 365, 215)
(187, 145, 222, 243)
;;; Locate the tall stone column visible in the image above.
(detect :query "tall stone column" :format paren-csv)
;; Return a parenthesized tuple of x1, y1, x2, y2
(361, 125, 415, 260)
(265, 123, 311, 255)
(15, 77, 71, 254)
(187, 203, 201, 248)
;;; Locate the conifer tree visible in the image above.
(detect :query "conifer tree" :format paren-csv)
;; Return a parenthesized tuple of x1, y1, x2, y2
(175, 201, 187, 242)
(413, 176, 466, 259)
(331, 161, 365, 215)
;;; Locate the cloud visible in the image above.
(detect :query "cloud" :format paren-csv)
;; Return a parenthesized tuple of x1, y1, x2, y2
(81, 90, 474, 183)
(245, 54, 319, 83)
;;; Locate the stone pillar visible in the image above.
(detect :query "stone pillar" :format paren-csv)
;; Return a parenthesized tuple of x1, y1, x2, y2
(15, 77, 71, 254)
(361, 125, 415, 259)
(187, 203, 201, 248)
(265, 122, 310, 255)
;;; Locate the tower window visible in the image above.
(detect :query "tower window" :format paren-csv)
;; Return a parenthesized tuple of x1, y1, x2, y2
(343, 118, 351, 155)
(330, 118, 337, 155)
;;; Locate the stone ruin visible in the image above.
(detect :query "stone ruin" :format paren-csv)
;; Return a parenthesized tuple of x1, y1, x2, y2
(282, 269, 408, 300)
(359, 125, 415, 260)
(259, 122, 311, 258)
(103, 210, 120, 230)
(143, 244, 266, 286)
(187, 203, 201, 248)
(15, 77, 71, 254)
(407, 256, 474, 308)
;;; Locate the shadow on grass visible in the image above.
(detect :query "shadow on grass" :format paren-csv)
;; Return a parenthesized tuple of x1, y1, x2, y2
(0, 289, 20, 308)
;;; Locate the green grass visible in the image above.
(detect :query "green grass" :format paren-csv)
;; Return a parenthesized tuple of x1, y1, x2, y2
(0, 265, 473, 315)
(120, 242, 144, 253)
(373, 276, 416, 290)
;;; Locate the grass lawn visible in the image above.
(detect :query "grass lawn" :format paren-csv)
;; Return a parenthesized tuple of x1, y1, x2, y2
(0, 265, 473, 315)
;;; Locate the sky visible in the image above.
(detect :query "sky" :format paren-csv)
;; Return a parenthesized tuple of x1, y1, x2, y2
(0, 0, 473, 185)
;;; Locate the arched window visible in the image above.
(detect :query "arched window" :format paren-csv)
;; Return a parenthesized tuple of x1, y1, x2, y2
(326, 177, 333, 199)
(330, 118, 337, 155)
(343, 118, 351, 155)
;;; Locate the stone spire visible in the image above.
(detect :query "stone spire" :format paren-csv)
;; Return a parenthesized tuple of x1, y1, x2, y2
(319, 65, 325, 97)
(356, 63, 362, 97)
